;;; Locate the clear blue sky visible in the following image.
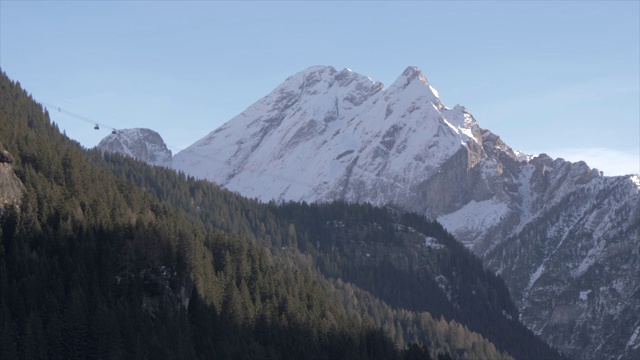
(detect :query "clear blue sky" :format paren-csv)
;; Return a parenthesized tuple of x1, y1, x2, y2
(1, 1, 638, 175)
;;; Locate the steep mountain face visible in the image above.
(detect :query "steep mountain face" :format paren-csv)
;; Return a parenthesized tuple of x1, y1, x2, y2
(173, 66, 482, 204)
(440, 154, 640, 360)
(173, 65, 640, 360)
(97, 128, 172, 167)
(487, 173, 640, 360)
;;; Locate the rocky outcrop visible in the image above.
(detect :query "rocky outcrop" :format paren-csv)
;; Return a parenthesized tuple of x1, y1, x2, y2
(0, 149, 13, 164)
(0, 142, 24, 212)
(97, 128, 172, 167)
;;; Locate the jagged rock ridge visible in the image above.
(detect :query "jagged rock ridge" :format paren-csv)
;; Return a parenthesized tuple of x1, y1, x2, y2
(97, 128, 172, 167)
(172, 65, 640, 360)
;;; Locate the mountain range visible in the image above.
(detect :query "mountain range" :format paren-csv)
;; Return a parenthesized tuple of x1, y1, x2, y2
(1, 68, 568, 360)
(102, 65, 640, 360)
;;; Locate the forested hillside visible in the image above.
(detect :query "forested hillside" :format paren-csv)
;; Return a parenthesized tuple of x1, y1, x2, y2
(0, 70, 563, 359)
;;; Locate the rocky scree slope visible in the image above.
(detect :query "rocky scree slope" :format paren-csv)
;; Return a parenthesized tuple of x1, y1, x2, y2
(172, 65, 640, 360)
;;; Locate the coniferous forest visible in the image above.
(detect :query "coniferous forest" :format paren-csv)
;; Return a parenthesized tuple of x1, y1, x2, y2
(0, 70, 566, 359)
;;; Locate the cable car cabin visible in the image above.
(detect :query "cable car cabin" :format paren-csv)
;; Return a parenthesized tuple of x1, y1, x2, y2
(94, 124, 100, 130)
(112, 130, 117, 134)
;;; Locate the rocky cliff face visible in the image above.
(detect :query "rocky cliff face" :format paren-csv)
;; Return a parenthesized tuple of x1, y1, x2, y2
(0, 141, 24, 213)
(97, 128, 172, 167)
(171, 65, 640, 360)
(438, 152, 640, 360)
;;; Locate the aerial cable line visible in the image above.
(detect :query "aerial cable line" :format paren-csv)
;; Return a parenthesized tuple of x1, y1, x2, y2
(41, 101, 316, 190)
(41, 101, 117, 133)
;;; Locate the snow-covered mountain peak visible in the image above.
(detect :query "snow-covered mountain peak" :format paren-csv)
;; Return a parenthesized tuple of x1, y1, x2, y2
(97, 128, 172, 167)
(247, 65, 384, 119)
(401, 65, 429, 85)
(336, 68, 383, 93)
(278, 65, 382, 96)
(385, 65, 444, 112)
(173, 65, 487, 202)
(285, 64, 336, 80)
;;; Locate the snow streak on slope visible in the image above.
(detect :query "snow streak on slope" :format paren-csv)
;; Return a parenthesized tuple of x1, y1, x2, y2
(437, 199, 509, 247)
